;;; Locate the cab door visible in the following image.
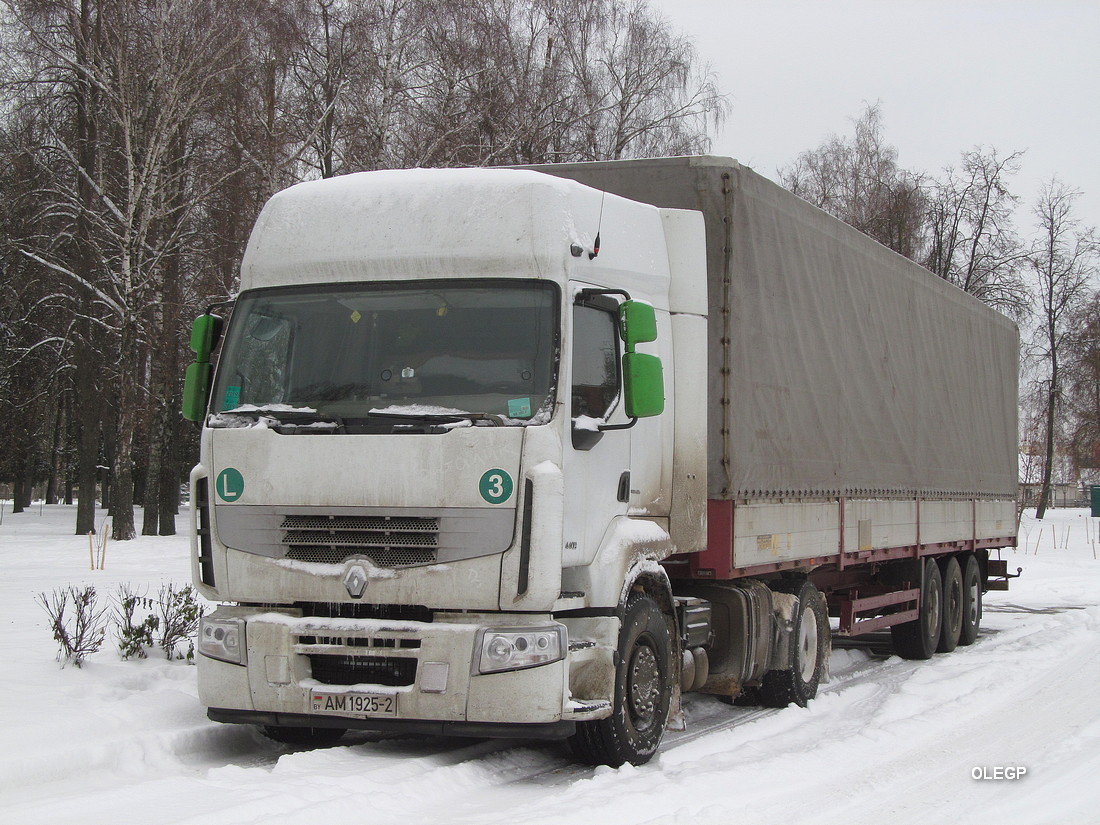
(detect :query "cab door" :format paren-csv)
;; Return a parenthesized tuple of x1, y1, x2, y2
(561, 290, 631, 567)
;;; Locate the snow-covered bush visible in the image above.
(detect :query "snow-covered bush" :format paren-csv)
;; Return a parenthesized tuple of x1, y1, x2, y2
(156, 583, 204, 661)
(37, 586, 108, 667)
(114, 586, 159, 660)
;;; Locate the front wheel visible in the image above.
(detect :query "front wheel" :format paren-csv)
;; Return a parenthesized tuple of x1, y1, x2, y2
(569, 593, 673, 767)
(758, 578, 830, 708)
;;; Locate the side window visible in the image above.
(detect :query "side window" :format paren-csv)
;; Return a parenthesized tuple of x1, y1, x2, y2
(571, 303, 620, 419)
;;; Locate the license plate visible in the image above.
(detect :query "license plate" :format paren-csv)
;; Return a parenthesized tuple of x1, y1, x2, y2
(311, 691, 397, 717)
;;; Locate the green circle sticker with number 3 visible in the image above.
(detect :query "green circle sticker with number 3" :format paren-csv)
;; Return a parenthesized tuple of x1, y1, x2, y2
(479, 469, 514, 504)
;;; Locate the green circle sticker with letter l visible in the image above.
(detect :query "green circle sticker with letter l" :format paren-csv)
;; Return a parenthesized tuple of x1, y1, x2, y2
(216, 468, 245, 502)
(479, 469, 513, 504)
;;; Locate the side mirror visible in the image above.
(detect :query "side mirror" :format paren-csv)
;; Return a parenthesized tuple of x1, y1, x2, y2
(619, 301, 663, 419)
(182, 313, 223, 422)
(190, 313, 223, 362)
(619, 300, 657, 348)
(182, 361, 212, 422)
(623, 352, 664, 418)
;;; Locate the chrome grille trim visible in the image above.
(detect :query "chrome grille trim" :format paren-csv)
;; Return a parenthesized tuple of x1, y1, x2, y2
(286, 546, 437, 566)
(215, 504, 516, 567)
(281, 515, 439, 533)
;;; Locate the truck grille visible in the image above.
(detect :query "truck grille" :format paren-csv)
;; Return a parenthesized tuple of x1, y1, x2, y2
(297, 602, 434, 622)
(308, 654, 417, 687)
(282, 514, 439, 566)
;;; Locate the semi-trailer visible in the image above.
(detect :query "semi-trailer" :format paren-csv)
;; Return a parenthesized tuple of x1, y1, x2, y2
(183, 155, 1018, 766)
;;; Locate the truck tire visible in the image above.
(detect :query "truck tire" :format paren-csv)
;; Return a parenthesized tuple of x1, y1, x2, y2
(937, 556, 963, 653)
(758, 579, 830, 708)
(891, 559, 942, 660)
(569, 593, 673, 767)
(262, 725, 346, 747)
(958, 553, 983, 646)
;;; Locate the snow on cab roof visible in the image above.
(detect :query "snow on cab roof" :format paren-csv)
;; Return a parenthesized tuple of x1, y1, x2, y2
(240, 167, 608, 291)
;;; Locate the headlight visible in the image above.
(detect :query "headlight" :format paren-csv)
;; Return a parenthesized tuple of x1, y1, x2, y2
(474, 625, 566, 674)
(199, 615, 247, 665)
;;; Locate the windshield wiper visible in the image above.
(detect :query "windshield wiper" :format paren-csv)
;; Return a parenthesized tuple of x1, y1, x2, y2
(367, 410, 504, 427)
(212, 406, 345, 432)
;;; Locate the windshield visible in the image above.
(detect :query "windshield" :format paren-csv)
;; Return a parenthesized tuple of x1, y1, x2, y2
(210, 280, 559, 426)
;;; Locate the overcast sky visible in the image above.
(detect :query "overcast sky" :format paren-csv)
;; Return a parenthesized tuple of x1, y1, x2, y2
(652, 0, 1100, 236)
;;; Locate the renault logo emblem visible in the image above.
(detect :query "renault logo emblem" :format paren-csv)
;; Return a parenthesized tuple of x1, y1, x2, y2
(344, 565, 369, 599)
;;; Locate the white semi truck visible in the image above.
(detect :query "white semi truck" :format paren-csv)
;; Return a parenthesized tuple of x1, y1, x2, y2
(183, 156, 1018, 767)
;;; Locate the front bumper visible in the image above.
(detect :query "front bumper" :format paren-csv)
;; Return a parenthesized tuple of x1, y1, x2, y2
(198, 607, 605, 736)
(207, 708, 575, 740)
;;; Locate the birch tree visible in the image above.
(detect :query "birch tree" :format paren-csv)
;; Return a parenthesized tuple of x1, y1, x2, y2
(4, 0, 241, 538)
(924, 147, 1029, 318)
(780, 103, 926, 257)
(1064, 293, 1100, 477)
(1031, 180, 1100, 519)
(1, 0, 726, 534)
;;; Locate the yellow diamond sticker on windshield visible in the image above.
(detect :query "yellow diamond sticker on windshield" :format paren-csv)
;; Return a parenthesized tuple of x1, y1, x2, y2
(350, 310, 362, 323)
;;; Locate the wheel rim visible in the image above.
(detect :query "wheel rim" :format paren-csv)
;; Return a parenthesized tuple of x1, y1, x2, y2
(798, 607, 819, 683)
(628, 642, 661, 732)
(948, 576, 962, 631)
(968, 579, 979, 625)
(927, 582, 941, 640)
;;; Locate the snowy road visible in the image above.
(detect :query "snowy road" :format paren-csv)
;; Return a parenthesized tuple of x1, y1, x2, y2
(2, 505, 1099, 824)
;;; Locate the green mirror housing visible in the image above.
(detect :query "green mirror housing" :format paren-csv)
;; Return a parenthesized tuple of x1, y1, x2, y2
(619, 300, 657, 349)
(190, 313, 223, 362)
(623, 352, 664, 418)
(182, 313, 222, 423)
(182, 361, 212, 422)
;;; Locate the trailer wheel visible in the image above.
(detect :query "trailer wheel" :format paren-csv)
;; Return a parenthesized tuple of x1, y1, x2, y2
(569, 593, 673, 767)
(958, 553, 983, 646)
(261, 725, 346, 747)
(891, 559, 943, 660)
(758, 579, 830, 708)
(938, 556, 963, 653)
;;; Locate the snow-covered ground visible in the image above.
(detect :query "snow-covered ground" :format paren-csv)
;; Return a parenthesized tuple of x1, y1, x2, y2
(2, 503, 1099, 825)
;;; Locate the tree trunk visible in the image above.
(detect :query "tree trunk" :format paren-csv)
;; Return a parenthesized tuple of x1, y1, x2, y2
(111, 407, 137, 540)
(45, 402, 66, 505)
(75, 405, 99, 534)
(1036, 363, 1059, 521)
(13, 479, 26, 514)
(159, 444, 179, 535)
(72, 0, 102, 536)
(110, 316, 139, 541)
(158, 407, 181, 535)
(141, 395, 165, 536)
(100, 464, 111, 520)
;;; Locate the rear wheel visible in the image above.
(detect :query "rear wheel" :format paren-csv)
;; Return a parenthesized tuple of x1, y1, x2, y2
(958, 553, 983, 646)
(569, 593, 673, 767)
(891, 559, 942, 660)
(938, 556, 963, 653)
(758, 579, 830, 708)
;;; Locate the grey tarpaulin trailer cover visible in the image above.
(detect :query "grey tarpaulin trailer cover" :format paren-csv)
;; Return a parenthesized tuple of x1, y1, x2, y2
(524, 156, 1019, 504)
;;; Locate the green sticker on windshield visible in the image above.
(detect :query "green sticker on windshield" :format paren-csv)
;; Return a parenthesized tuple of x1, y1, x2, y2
(479, 469, 513, 504)
(224, 386, 241, 409)
(507, 398, 532, 418)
